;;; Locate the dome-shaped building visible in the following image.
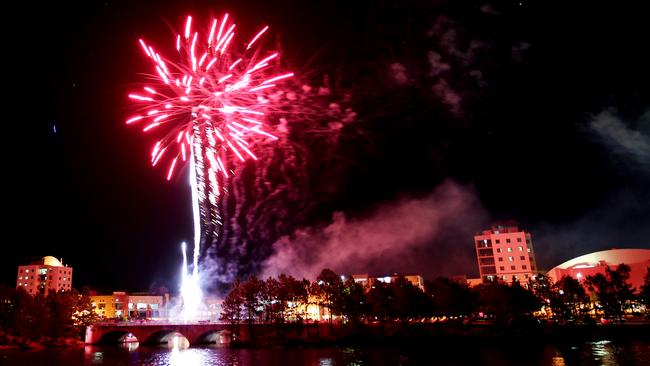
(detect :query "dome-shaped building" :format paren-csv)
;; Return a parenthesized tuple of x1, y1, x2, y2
(547, 248, 650, 290)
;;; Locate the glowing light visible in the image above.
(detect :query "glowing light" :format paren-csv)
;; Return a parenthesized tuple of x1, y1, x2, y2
(127, 11, 293, 321)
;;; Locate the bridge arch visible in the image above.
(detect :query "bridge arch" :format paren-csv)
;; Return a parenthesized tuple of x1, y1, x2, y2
(143, 330, 190, 348)
(97, 330, 139, 344)
(195, 329, 232, 346)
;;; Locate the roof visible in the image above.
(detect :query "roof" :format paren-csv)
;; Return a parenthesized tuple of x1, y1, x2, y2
(550, 248, 650, 270)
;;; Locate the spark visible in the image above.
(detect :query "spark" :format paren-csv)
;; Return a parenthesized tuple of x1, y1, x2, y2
(126, 11, 293, 321)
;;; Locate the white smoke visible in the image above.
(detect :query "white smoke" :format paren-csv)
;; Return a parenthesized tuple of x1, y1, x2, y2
(590, 109, 650, 168)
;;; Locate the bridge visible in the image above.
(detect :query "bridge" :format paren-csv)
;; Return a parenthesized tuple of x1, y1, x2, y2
(85, 321, 235, 346)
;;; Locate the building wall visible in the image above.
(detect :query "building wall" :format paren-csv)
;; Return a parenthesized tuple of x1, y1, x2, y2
(474, 222, 537, 283)
(352, 274, 425, 290)
(16, 262, 73, 296)
(547, 249, 650, 292)
(90, 292, 166, 320)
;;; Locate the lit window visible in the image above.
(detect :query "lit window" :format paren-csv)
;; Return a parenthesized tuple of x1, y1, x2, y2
(508, 256, 514, 262)
(496, 248, 502, 253)
(518, 246, 523, 251)
(514, 275, 518, 280)
(527, 248, 531, 253)
(507, 248, 513, 253)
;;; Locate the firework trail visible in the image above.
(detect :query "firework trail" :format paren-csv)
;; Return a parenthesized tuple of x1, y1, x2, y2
(127, 13, 295, 305)
(203, 76, 359, 291)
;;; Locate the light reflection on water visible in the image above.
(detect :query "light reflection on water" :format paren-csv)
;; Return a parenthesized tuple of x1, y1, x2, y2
(3, 339, 650, 366)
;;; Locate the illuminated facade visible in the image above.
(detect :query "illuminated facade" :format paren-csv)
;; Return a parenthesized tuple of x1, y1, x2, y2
(547, 248, 650, 291)
(90, 291, 169, 320)
(352, 273, 425, 290)
(474, 222, 538, 283)
(16, 256, 73, 296)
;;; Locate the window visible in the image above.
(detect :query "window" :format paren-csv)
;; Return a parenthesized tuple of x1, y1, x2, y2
(527, 248, 531, 253)
(508, 256, 514, 262)
(511, 266, 516, 270)
(495, 239, 500, 244)
(496, 248, 502, 253)
(518, 246, 523, 251)
(520, 256, 525, 260)
(514, 275, 519, 280)
(498, 257, 503, 262)
(506, 238, 511, 243)
(522, 265, 527, 270)
(531, 265, 535, 270)
(507, 247, 513, 252)
(517, 237, 522, 242)
(499, 266, 505, 271)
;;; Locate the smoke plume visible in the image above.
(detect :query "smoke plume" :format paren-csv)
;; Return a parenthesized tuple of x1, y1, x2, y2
(262, 181, 488, 280)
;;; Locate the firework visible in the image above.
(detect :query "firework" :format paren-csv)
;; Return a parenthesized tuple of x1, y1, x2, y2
(127, 12, 293, 319)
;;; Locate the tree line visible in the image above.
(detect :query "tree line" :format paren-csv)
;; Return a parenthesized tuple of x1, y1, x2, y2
(0, 287, 97, 346)
(221, 265, 650, 325)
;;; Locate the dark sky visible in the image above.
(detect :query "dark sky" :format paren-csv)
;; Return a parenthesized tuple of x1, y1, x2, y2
(3, 0, 649, 292)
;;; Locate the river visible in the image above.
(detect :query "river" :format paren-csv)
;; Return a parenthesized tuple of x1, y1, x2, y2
(1, 339, 650, 365)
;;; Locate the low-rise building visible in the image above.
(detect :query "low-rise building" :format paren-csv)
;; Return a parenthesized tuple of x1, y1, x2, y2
(352, 273, 425, 290)
(90, 291, 168, 320)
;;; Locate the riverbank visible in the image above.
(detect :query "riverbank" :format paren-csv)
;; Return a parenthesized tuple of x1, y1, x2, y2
(0, 333, 84, 350)
(227, 322, 650, 348)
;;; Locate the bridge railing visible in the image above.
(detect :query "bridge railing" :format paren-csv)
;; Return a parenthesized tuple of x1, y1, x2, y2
(93, 320, 229, 326)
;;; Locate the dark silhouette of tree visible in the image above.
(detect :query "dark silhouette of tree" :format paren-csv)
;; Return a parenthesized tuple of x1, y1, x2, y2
(426, 277, 475, 318)
(391, 277, 428, 322)
(367, 281, 394, 324)
(640, 267, 650, 317)
(0, 287, 97, 344)
(241, 276, 264, 323)
(339, 278, 367, 325)
(551, 276, 588, 321)
(221, 280, 244, 325)
(314, 269, 343, 324)
(586, 264, 635, 321)
(476, 280, 540, 324)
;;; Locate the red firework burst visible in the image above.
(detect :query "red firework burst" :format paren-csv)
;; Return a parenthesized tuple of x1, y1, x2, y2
(126, 13, 293, 183)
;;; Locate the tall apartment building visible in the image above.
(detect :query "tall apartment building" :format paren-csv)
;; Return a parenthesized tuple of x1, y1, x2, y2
(16, 256, 73, 296)
(474, 221, 538, 283)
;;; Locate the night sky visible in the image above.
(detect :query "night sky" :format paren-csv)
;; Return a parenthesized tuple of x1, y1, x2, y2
(3, 0, 649, 293)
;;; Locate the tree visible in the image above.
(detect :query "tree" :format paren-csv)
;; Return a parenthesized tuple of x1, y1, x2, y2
(586, 264, 635, 321)
(339, 278, 367, 325)
(366, 281, 394, 324)
(475, 280, 540, 324)
(640, 267, 650, 316)
(425, 277, 475, 319)
(240, 276, 264, 323)
(314, 269, 344, 324)
(221, 280, 244, 325)
(391, 277, 427, 323)
(551, 276, 588, 321)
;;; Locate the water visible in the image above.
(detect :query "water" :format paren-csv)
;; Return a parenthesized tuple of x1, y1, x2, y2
(1, 340, 650, 366)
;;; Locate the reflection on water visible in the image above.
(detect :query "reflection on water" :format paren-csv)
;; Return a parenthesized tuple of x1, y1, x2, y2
(2, 339, 650, 366)
(590, 340, 619, 366)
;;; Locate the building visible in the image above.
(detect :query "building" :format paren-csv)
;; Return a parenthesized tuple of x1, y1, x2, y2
(352, 273, 425, 290)
(90, 291, 169, 320)
(474, 221, 538, 283)
(547, 248, 650, 291)
(16, 256, 73, 296)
